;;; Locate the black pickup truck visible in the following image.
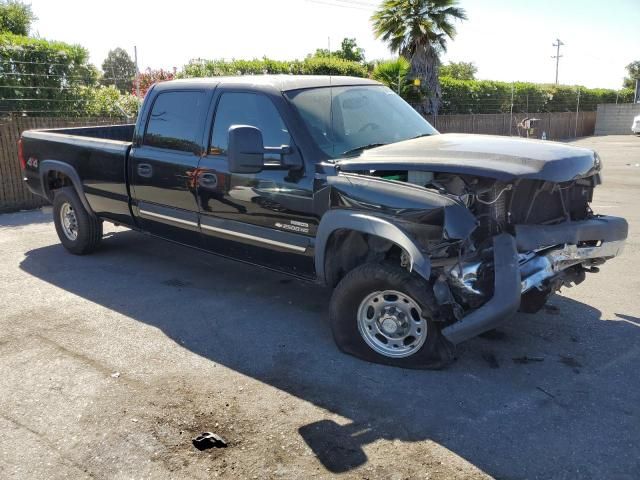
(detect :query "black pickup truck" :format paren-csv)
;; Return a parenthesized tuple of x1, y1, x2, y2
(19, 75, 627, 368)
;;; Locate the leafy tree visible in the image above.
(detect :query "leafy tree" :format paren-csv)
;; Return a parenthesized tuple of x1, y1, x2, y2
(134, 68, 176, 97)
(0, 0, 35, 36)
(440, 61, 476, 80)
(372, 57, 424, 103)
(310, 37, 365, 63)
(372, 0, 467, 114)
(623, 60, 640, 90)
(101, 47, 137, 93)
(336, 38, 365, 62)
(77, 85, 139, 118)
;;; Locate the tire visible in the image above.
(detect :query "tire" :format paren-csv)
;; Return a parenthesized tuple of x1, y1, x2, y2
(52, 187, 102, 255)
(329, 263, 455, 369)
(519, 288, 553, 314)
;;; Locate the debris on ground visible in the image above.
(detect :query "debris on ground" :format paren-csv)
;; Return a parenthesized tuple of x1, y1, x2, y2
(110, 372, 120, 378)
(512, 356, 544, 364)
(192, 432, 228, 451)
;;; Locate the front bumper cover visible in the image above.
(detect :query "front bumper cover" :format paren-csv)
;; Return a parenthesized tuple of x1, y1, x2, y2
(514, 215, 628, 251)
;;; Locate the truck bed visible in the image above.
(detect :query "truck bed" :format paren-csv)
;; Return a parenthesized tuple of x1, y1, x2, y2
(21, 124, 136, 225)
(41, 124, 135, 142)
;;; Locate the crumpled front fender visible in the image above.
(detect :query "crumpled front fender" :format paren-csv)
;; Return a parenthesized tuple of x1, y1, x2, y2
(314, 210, 432, 285)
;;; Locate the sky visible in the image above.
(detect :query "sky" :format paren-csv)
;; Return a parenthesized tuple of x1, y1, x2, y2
(28, 0, 640, 89)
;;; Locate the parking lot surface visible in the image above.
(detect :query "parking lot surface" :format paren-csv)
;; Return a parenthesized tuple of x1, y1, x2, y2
(1, 135, 639, 479)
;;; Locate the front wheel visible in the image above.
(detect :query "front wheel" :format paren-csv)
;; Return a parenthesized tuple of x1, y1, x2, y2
(329, 263, 454, 369)
(52, 187, 102, 255)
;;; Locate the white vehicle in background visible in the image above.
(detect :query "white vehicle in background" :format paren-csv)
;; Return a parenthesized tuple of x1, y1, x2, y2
(632, 114, 640, 134)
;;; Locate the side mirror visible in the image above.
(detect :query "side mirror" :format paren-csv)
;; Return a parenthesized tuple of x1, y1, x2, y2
(228, 125, 264, 174)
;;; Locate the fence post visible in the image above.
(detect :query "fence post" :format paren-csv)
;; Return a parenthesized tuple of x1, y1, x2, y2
(509, 83, 514, 136)
(574, 88, 581, 138)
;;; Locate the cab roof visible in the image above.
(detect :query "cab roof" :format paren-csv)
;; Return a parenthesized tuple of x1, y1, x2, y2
(152, 75, 381, 93)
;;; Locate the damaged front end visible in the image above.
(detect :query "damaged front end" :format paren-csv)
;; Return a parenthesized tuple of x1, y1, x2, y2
(333, 155, 628, 344)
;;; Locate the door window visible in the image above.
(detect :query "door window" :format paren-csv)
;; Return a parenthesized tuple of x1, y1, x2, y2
(210, 93, 291, 155)
(144, 91, 206, 153)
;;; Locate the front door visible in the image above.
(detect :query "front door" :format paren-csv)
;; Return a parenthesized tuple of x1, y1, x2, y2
(197, 91, 316, 277)
(129, 89, 209, 245)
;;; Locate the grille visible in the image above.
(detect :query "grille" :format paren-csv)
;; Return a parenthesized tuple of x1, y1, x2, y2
(508, 179, 593, 225)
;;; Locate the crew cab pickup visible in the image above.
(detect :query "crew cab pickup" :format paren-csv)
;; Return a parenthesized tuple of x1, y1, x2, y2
(19, 76, 628, 369)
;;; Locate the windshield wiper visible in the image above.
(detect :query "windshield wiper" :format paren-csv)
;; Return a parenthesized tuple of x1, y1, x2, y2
(342, 143, 387, 156)
(411, 133, 433, 140)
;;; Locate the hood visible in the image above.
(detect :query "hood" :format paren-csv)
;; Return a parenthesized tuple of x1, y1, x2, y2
(335, 133, 601, 182)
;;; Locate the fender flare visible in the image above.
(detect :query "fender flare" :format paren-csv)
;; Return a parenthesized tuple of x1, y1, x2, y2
(39, 160, 96, 217)
(314, 210, 431, 285)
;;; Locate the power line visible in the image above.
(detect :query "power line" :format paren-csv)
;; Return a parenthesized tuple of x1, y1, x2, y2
(304, 0, 375, 11)
(331, 0, 379, 6)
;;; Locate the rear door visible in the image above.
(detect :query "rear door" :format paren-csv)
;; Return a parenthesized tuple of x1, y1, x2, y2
(129, 89, 210, 245)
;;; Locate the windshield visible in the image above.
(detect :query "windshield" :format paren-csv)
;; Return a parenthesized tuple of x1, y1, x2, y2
(285, 85, 438, 158)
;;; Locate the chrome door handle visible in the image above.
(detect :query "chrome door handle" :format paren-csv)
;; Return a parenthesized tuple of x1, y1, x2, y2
(137, 163, 152, 178)
(199, 173, 218, 188)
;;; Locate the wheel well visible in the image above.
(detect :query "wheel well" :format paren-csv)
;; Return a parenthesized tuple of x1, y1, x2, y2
(324, 229, 407, 288)
(45, 170, 73, 198)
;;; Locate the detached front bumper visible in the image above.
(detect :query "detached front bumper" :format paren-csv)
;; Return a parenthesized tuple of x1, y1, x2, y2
(517, 215, 628, 293)
(520, 239, 625, 293)
(442, 215, 628, 344)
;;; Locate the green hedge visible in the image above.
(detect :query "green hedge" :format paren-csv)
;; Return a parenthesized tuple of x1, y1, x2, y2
(0, 32, 99, 115)
(439, 77, 634, 114)
(180, 56, 368, 79)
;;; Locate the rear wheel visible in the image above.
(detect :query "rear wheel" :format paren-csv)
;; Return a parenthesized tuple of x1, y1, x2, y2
(52, 187, 102, 255)
(329, 263, 454, 369)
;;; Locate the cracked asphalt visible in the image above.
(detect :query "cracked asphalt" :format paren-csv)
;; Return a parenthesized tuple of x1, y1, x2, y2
(0, 135, 639, 479)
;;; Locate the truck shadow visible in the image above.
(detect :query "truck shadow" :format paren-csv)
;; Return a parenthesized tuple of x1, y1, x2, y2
(20, 229, 640, 478)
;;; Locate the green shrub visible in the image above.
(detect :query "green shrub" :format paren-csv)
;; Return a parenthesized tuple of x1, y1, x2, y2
(372, 57, 425, 103)
(439, 76, 630, 114)
(75, 85, 139, 118)
(179, 56, 368, 79)
(0, 32, 98, 115)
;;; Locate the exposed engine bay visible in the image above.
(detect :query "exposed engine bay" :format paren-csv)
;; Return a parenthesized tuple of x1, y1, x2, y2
(367, 168, 624, 318)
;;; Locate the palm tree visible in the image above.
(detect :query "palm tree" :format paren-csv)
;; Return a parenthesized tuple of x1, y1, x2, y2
(372, 0, 467, 115)
(372, 57, 423, 104)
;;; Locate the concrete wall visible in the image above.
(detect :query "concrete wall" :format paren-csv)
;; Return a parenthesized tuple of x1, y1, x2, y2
(594, 103, 640, 135)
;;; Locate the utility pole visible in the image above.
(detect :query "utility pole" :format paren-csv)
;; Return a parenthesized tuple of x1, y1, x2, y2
(134, 46, 141, 100)
(509, 83, 514, 136)
(328, 37, 331, 59)
(552, 39, 564, 85)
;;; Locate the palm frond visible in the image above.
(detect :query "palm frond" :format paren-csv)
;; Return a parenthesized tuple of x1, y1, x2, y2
(371, 0, 467, 55)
